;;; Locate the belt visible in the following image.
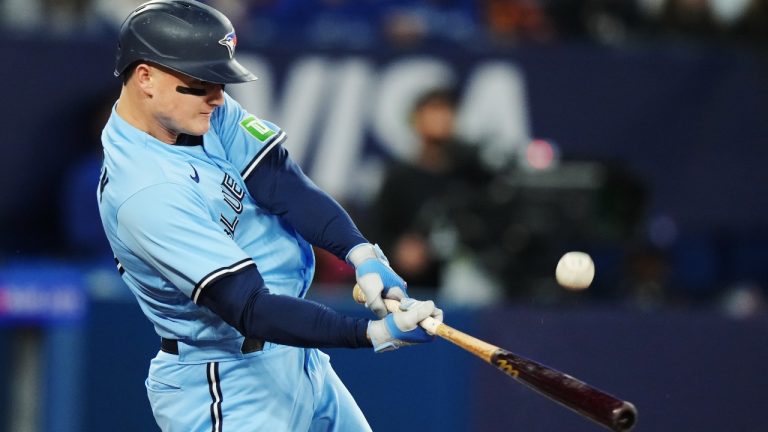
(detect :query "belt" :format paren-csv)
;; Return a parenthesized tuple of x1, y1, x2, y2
(160, 337, 264, 355)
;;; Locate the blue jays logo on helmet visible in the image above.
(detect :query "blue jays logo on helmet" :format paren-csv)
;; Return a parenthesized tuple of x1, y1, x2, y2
(218, 31, 237, 58)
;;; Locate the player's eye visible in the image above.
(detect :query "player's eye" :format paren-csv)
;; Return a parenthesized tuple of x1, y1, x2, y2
(175, 83, 225, 96)
(176, 86, 207, 96)
(200, 81, 225, 91)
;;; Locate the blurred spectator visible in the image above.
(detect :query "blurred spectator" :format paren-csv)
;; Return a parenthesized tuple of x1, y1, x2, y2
(368, 87, 653, 306)
(480, 0, 556, 45)
(575, 0, 649, 45)
(233, 0, 384, 49)
(381, 0, 479, 48)
(657, 0, 722, 40)
(709, 0, 751, 28)
(1, 0, 95, 33)
(369, 88, 497, 297)
(89, 0, 145, 31)
(3, 0, 768, 49)
(730, 0, 768, 46)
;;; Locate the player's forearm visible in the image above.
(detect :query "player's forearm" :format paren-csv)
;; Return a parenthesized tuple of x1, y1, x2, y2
(284, 188, 367, 259)
(198, 267, 371, 348)
(243, 144, 367, 259)
(241, 292, 370, 348)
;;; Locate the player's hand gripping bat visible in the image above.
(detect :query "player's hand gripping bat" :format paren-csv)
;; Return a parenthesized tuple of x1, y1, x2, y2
(353, 285, 637, 432)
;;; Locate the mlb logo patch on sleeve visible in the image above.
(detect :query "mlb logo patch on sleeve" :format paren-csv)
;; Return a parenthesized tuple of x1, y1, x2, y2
(240, 115, 276, 142)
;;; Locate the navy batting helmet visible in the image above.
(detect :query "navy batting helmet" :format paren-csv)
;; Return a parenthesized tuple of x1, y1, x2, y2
(114, 0, 257, 84)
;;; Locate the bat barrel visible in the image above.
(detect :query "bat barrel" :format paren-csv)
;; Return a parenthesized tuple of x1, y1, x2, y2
(492, 350, 638, 432)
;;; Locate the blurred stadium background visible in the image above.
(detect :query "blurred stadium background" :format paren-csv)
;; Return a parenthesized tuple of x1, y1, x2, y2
(1, 0, 767, 431)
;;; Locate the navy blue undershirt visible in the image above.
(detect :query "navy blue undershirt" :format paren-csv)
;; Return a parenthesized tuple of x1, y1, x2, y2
(200, 266, 370, 348)
(199, 143, 371, 347)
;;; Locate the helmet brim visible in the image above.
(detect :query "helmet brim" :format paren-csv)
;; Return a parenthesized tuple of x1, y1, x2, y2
(171, 58, 258, 84)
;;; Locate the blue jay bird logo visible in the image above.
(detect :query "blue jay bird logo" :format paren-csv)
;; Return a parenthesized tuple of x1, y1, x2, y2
(218, 31, 237, 58)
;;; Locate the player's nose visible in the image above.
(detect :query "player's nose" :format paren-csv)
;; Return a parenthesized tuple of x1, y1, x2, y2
(207, 85, 225, 107)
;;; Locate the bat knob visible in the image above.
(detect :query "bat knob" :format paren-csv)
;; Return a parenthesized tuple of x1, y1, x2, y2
(612, 401, 638, 431)
(352, 284, 367, 304)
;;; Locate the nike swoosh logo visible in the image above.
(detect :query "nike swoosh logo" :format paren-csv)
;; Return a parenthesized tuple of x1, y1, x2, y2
(189, 163, 200, 183)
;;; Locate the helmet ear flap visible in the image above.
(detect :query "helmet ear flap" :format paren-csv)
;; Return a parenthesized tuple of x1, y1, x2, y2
(120, 61, 140, 85)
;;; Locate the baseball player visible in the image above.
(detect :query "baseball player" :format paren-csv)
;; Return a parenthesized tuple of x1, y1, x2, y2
(97, 1, 443, 431)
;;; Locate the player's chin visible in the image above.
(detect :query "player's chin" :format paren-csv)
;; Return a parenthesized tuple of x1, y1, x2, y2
(186, 120, 211, 136)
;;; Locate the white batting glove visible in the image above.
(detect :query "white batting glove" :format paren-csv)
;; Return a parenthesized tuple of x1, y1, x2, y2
(367, 298, 444, 352)
(347, 243, 408, 318)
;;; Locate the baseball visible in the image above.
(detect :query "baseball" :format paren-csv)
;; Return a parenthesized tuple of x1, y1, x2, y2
(555, 251, 594, 290)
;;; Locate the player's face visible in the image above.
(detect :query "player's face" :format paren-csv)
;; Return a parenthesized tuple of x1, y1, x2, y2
(149, 66, 225, 138)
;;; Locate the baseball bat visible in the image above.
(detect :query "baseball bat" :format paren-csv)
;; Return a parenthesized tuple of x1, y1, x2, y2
(354, 285, 637, 431)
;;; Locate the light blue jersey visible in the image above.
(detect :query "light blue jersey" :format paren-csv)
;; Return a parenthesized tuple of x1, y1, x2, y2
(99, 94, 370, 431)
(99, 93, 315, 348)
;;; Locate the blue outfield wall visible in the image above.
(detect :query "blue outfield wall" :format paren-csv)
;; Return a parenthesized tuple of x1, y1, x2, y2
(40, 295, 766, 432)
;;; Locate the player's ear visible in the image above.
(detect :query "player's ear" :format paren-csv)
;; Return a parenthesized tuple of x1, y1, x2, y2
(134, 63, 155, 95)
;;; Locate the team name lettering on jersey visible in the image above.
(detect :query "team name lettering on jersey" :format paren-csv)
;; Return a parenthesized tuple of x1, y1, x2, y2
(98, 166, 109, 202)
(219, 173, 245, 238)
(221, 173, 245, 214)
(220, 213, 239, 238)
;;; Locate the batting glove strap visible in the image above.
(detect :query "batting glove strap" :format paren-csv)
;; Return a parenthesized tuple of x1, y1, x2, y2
(348, 243, 409, 318)
(384, 312, 432, 343)
(355, 260, 407, 298)
(347, 243, 384, 266)
(367, 313, 434, 353)
(367, 318, 400, 353)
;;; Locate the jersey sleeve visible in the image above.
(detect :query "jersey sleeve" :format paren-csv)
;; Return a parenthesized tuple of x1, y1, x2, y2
(211, 92, 286, 177)
(116, 182, 255, 303)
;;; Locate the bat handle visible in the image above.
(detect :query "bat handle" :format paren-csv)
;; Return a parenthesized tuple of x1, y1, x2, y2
(353, 284, 440, 335)
(384, 298, 441, 335)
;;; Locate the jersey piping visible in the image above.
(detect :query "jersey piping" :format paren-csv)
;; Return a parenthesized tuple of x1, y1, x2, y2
(192, 258, 256, 303)
(241, 131, 286, 180)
